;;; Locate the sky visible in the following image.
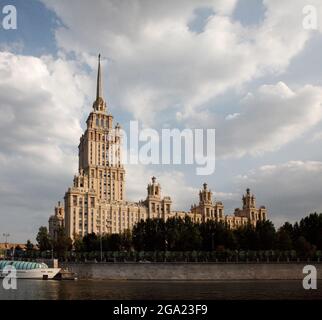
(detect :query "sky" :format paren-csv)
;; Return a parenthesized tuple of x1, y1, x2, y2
(1, 0, 322, 242)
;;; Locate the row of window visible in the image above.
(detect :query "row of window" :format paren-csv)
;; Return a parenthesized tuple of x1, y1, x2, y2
(151, 202, 171, 213)
(72, 196, 95, 207)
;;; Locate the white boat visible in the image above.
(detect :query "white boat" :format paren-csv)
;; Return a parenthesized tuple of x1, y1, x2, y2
(0, 260, 61, 279)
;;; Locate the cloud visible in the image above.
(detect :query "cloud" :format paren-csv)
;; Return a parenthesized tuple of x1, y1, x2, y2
(311, 130, 322, 142)
(125, 164, 198, 210)
(236, 160, 322, 226)
(125, 163, 238, 212)
(40, 0, 319, 126)
(216, 82, 322, 157)
(0, 51, 92, 242)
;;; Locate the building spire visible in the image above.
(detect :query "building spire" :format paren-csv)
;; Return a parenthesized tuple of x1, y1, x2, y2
(96, 53, 102, 100)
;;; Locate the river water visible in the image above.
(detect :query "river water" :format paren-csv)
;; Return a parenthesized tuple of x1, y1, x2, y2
(0, 280, 321, 300)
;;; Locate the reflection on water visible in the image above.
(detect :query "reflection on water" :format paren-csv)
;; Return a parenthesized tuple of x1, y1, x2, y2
(0, 280, 321, 300)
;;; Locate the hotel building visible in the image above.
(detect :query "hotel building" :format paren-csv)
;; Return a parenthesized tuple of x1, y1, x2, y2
(49, 56, 267, 240)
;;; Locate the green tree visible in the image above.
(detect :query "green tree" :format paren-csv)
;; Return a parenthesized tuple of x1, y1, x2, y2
(25, 240, 34, 257)
(256, 220, 276, 250)
(108, 234, 122, 251)
(83, 233, 98, 251)
(295, 236, 314, 258)
(173, 217, 201, 251)
(234, 224, 259, 250)
(36, 226, 51, 251)
(73, 234, 85, 252)
(132, 220, 146, 251)
(132, 218, 166, 251)
(53, 227, 72, 258)
(276, 229, 293, 250)
(199, 220, 237, 251)
(298, 213, 322, 249)
(164, 217, 180, 250)
(121, 230, 133, 251)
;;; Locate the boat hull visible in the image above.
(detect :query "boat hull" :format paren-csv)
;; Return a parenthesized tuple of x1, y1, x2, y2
(0, 268, 61, 279)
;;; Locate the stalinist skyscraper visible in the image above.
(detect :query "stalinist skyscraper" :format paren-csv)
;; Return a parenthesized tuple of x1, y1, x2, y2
(49, 55, 267, 241)
(76, 54, 125, 202)
(62, 55, 150, 239)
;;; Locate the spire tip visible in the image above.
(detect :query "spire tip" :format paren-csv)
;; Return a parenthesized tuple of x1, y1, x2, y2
(96, 53, 102, 100)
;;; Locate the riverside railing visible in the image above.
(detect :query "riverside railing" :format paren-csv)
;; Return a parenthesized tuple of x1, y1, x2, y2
(12, 249, 322, 263)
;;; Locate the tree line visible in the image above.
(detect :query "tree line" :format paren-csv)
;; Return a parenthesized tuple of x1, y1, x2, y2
(27, 212, 322, 259)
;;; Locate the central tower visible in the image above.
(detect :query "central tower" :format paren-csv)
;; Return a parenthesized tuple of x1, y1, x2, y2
(77, 54, 125, 202)
(64, 55, 127, 239)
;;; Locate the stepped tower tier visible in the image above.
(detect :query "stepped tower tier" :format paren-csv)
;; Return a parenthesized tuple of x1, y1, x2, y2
(64, 55, 126, 239)
(145, 177, 172, 219)
(234, 188, 267, 226)
(191, 183, 224, 223)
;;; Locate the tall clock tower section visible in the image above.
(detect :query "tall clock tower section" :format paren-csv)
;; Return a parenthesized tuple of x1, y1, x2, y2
(78, 55, 125, 201)
(64, 55, 126, 239)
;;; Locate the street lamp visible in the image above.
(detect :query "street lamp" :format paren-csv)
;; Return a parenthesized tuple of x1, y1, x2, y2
(3, 233, 10, 259)
(3, 233, 10, 245)
(49, 236, 54, 260)
(100, 234, 103, 262)
(211, 232, 214, 251)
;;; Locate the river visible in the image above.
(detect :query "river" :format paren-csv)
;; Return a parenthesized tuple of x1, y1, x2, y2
(0, 279, 321, 300)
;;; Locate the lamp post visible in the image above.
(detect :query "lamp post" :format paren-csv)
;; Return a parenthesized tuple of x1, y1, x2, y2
(211, 232, 214, 251)
(100, 227, 103, 263)
(50, 237, 54, 260)
(3, 233, 10, 259)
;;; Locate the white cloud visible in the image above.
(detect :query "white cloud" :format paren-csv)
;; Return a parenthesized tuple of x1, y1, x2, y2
(40, 0, 320, 126)
(311, 130, 322, 142)
(125, 164, 198, 210)
(236, 160, 322, 226)
(0, 51, 92, 241)
(125, 163, 239, 213)
(225, 113, 240, 120)
(216, 82, 322, 157)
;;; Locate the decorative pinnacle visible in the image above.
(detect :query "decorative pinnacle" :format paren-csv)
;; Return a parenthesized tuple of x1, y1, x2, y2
(96, 53, 102, 100)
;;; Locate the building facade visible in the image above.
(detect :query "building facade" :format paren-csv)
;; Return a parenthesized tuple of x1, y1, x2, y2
(49, 55, 267, 240)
